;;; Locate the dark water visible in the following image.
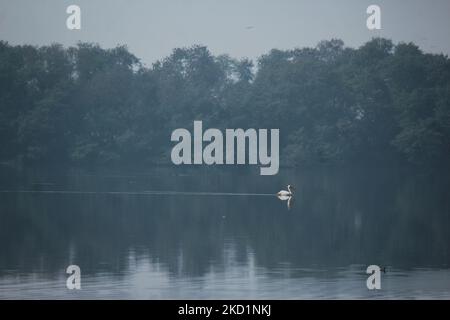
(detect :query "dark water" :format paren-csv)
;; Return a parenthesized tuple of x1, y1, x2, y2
(0, 165, 449, 299)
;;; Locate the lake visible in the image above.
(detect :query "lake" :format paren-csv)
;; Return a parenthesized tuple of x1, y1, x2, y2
(0, 165, 449, 299)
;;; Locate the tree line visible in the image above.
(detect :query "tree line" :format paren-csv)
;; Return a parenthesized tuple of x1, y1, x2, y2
(0, 38, 449, 167)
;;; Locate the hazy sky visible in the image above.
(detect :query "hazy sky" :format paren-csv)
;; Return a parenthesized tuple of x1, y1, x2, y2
(0, 0, 449, 66)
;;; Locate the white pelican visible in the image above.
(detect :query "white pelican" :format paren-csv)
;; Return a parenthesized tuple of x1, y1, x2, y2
(277, 185, 294, 197)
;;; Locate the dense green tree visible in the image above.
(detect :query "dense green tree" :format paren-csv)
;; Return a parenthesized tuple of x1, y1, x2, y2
(0, 38, 448, 167)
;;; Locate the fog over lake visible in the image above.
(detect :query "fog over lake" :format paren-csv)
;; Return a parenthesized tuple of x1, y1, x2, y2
(1, 0, 450, 301)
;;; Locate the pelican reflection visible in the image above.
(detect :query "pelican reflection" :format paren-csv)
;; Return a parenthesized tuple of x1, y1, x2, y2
(277, 194, 294, 210)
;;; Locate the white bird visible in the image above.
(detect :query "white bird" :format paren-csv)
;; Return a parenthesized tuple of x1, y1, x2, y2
(277, 185, 294, 197)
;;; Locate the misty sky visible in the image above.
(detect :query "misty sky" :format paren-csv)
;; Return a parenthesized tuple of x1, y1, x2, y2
(0, 0, 449, 66)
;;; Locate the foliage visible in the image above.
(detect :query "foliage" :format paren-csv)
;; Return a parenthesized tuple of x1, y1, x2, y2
(0, 39, 449, 167)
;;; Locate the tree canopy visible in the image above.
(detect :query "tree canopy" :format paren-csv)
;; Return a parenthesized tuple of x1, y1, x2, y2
(0, 38, 449, 167)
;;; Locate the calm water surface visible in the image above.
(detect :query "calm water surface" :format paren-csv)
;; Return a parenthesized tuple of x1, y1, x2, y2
(0, 166, 449, 299)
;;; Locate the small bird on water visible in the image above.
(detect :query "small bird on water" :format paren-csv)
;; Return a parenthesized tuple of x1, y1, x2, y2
(277, 185, 295, 210)
(277, 185, 294, 197)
